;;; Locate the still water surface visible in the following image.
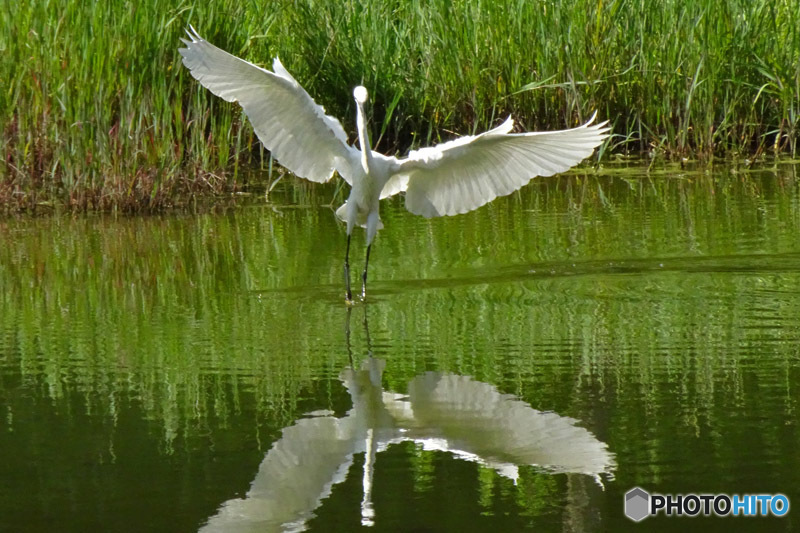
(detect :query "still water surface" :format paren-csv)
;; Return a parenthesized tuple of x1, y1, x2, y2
(1, 163, 799, 532)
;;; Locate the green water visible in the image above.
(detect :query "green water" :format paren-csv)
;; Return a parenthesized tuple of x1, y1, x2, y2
(1, 162, 799, 532)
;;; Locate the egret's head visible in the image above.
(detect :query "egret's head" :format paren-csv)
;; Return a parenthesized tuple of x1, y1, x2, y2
(353, 86, 368, 105)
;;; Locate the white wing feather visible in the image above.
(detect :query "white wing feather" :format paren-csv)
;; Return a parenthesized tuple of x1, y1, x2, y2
(179, 28, 356, 183)
(389, 115, 609, 217)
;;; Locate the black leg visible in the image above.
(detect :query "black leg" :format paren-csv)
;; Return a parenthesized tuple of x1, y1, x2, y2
(362, 301, 372, 356)
(361, 244, 371, 301)
(344, 234, 352, 302)
(345, 305, 354, 367)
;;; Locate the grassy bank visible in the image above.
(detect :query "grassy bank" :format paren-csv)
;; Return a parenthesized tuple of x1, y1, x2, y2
(1, 0, 798, 211)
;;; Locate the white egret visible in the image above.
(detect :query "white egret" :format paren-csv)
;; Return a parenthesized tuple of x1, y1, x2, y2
(179, 28, 610, 302)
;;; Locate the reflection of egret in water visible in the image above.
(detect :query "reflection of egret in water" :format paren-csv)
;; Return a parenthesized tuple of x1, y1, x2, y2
(201, 309, 614, 531)
(385, 372, 614, 480)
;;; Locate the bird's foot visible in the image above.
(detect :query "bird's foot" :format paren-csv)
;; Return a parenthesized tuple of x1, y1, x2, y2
(360, 271, 368, 302)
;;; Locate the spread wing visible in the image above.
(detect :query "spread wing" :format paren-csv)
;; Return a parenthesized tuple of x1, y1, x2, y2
(179, 27, 356, 183)
(388, 115, 609, 217)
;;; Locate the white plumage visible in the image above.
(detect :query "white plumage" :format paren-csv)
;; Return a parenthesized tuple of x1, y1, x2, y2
(179, 27, 610, 302)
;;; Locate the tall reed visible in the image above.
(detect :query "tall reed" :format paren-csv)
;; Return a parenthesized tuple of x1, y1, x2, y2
(1, 0, 797, 211)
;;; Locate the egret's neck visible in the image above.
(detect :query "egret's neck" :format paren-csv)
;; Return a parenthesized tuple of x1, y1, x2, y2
(356, 103, 373, 172)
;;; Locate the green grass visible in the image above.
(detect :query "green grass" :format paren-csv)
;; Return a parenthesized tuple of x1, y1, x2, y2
(1, 0, 798, 211)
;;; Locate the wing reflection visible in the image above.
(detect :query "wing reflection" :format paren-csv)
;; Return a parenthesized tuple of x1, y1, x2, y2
(201, 358, 614, 531)
(201, 416, 355, 532)
(387, 372, 615, 481)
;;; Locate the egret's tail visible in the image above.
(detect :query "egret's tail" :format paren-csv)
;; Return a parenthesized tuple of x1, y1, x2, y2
(335, 202, 383, 230)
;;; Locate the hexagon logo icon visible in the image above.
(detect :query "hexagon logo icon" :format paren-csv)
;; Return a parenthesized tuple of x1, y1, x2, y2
(625, 487, 650, 522)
